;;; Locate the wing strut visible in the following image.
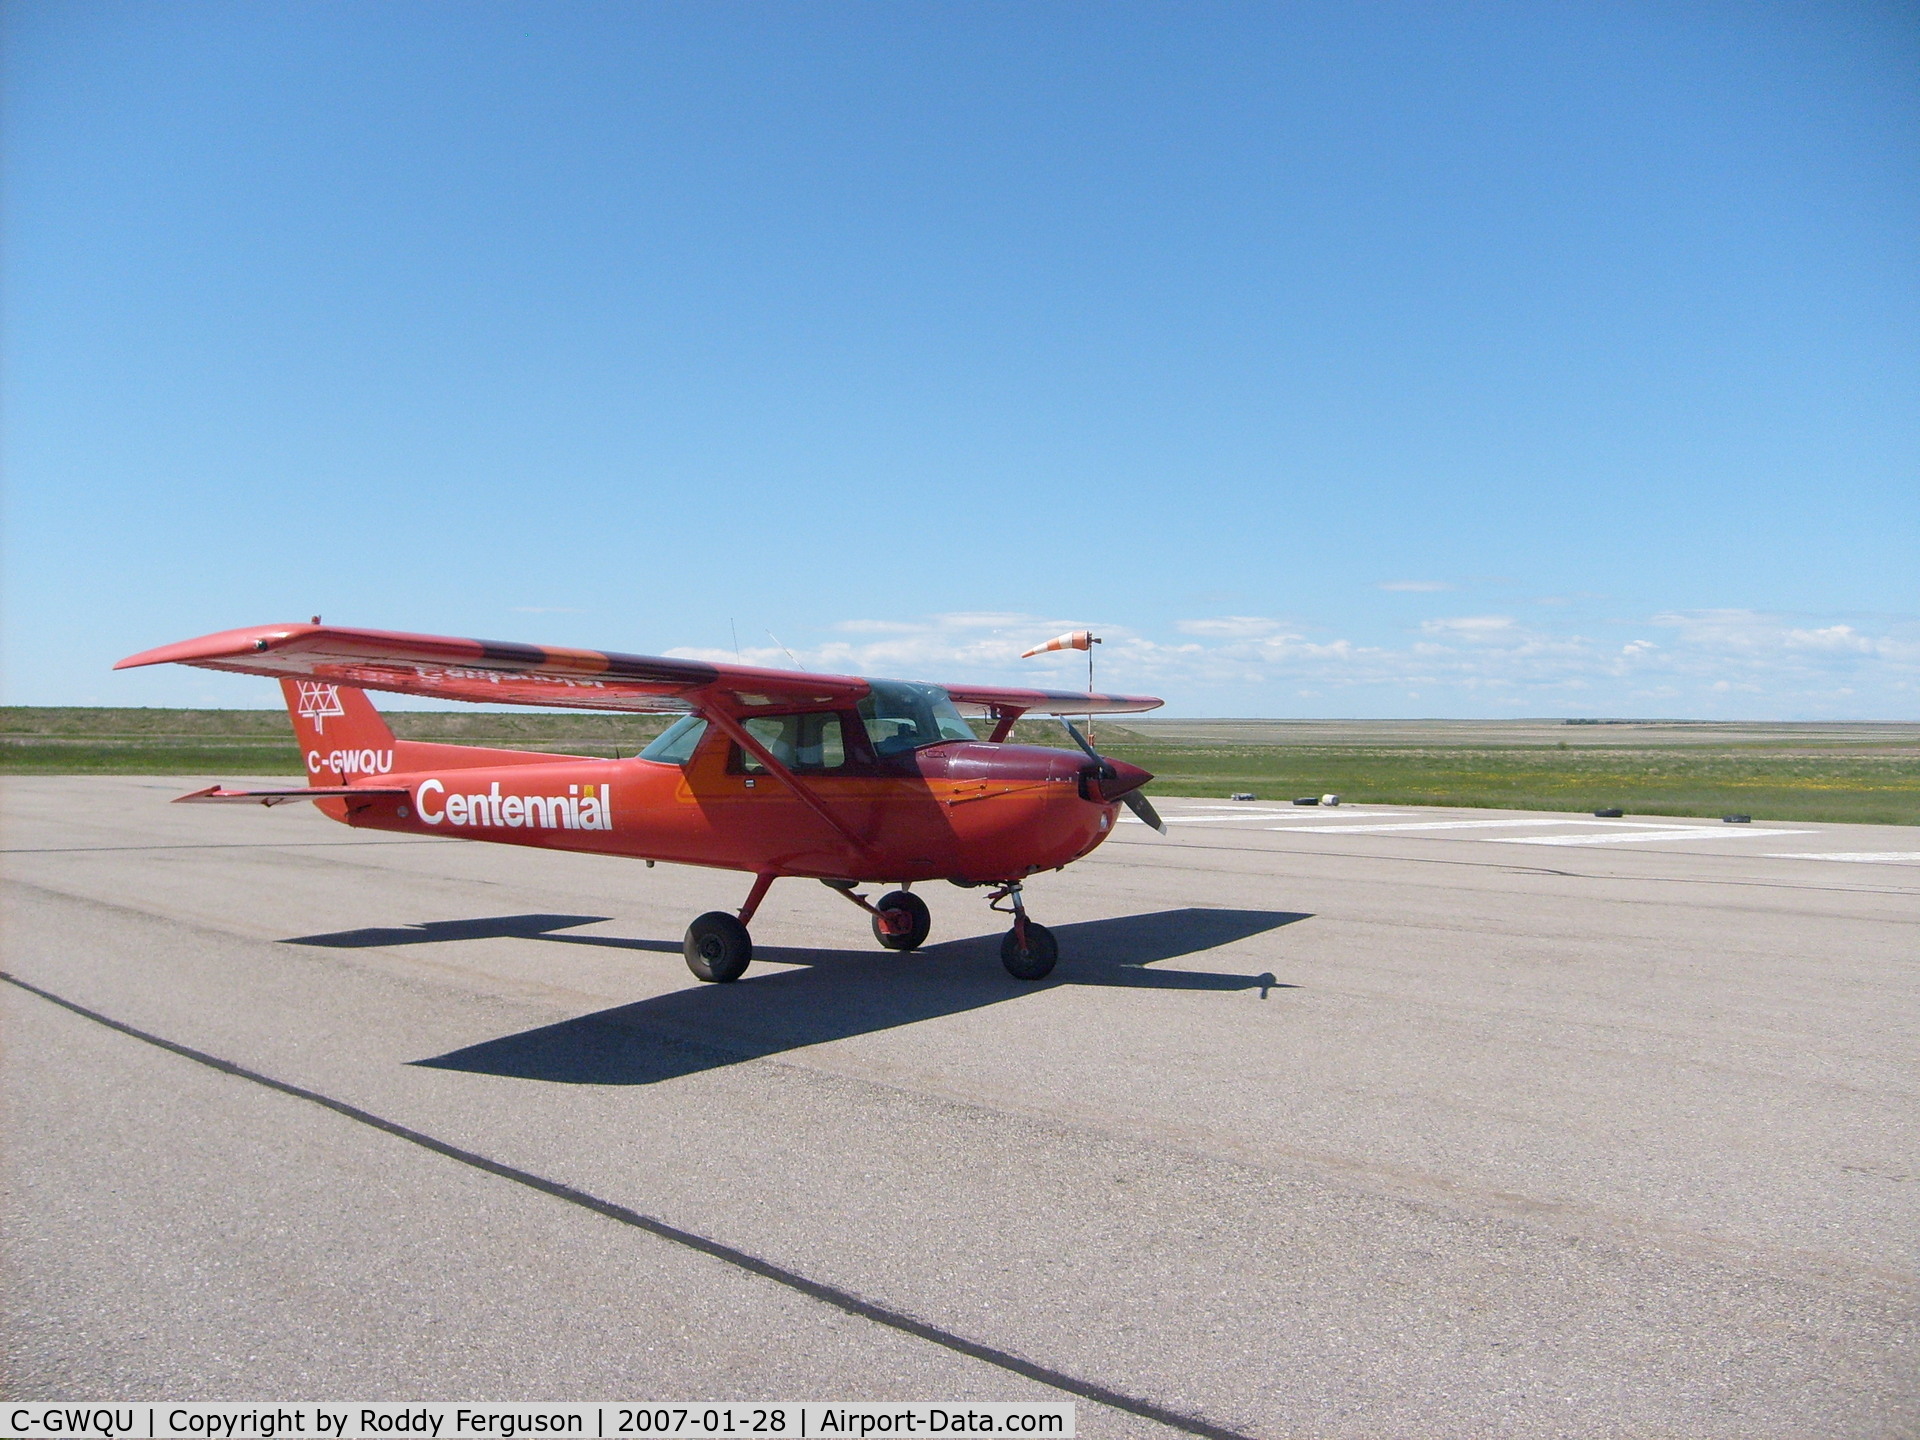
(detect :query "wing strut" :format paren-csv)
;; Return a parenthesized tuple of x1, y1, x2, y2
(699, 708, 876, 860)
(986, 706, 1028, 743)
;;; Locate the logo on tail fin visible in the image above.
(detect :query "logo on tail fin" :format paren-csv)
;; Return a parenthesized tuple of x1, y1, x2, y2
(296, 681, 346, 733)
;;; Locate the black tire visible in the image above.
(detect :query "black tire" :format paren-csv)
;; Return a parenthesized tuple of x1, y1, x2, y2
(684, 911, 752, 983)
(872, 890, 932, 951)
(1000, 921, 1058, 981)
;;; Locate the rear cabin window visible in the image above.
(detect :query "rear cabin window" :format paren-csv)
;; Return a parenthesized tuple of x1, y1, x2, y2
(729, 712, 849, 774)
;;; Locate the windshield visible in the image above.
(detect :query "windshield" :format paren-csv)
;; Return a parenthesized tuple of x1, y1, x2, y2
(857, 681, 977, 757)
(637, 714, 708, 765)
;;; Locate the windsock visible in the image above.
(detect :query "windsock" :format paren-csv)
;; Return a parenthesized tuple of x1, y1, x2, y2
(1021, 630, 1099, 658)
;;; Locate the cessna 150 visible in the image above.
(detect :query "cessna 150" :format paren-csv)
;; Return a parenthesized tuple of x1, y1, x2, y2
(117, 623, 1167, 982)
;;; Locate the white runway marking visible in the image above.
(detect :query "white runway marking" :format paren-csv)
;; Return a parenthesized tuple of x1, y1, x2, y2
(1183, 805, 1413, 816)
(1264, 817, 1689, 835)
(1157, 814, 1310, 824)
(1765, 851, 1920, 865)
(1146, 809, 1416, 825)
(1123, 812, 1413, 826)
(1493, 826, 1811, 846)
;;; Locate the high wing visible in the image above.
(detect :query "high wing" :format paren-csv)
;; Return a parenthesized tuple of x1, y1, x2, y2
(942, 681, 1160, 718)
(115, 623, 1163, 719)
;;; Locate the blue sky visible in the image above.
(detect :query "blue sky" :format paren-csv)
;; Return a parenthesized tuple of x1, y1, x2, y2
(4, 1, 1915, 717)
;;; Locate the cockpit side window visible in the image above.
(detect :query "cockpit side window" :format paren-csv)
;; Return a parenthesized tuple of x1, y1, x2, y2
(728, 711, 849, 774)
(637, 714, 708, 766)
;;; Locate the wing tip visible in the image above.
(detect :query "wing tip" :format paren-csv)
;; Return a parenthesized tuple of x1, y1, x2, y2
(116, 623, 312, 671)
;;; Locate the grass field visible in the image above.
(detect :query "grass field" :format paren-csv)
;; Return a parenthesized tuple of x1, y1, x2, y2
(1097, 740, 1920, 826)
(5, 708, 1916, 826)
(0, 706, 670, 774)
(1098, 718, 1920, 826)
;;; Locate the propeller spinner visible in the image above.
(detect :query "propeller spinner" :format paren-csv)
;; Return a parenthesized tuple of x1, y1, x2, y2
(1058, 718, 1167, 834)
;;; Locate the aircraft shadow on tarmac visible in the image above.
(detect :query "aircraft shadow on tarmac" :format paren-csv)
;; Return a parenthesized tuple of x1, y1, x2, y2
(285, 907, 1307, 1087)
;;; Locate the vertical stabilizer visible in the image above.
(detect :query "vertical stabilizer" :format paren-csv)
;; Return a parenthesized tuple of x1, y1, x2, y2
(280, 678, 399, 786)
(279, 676, 594, 784)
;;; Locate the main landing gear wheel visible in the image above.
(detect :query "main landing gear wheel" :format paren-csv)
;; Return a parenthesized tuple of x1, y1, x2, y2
(871, 890, 931, 951)
(1000, 921, 1058, 981)
(684, 911, 752, 983)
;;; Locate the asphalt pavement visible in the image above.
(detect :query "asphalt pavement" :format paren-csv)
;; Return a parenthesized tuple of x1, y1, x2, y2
(4, 777, 1916, 1437)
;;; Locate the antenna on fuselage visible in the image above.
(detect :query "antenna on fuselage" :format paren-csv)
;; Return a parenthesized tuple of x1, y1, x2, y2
(766, 629, 807, 671)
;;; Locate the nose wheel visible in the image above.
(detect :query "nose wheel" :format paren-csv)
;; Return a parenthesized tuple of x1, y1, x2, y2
(989, 880, 1057, 981)
(999, 920, 1058, 980)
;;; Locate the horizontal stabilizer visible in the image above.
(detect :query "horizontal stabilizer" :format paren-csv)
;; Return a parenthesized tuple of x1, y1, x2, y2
(174, 784, 410, 807)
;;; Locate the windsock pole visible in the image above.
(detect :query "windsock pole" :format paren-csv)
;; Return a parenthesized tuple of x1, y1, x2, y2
(1019, 630, 1102, 742)
(1086, 642, 1095, 742)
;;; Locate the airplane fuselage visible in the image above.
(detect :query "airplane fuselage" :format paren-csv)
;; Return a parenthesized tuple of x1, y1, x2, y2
(326, 738, 1126, 886)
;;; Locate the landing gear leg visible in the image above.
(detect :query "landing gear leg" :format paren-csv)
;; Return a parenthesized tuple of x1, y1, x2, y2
(684, 873, 774, 983)
(990, 881, 1057, 981)
(736, 873, 776, 926)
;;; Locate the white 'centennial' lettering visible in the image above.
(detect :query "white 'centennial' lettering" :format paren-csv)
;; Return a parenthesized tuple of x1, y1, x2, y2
(413, 779, 612, 832)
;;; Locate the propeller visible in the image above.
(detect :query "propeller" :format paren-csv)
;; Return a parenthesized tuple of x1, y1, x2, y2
(1059, 718, 1167, 834)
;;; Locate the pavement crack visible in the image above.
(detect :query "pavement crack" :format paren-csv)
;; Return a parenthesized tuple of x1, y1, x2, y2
(0, 967, 1259, 1440)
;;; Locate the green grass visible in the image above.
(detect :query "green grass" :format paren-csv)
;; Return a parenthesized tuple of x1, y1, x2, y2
(2, 738, 310, 774)
(1090, 741, 1920, 826)
(0, 706, 673, 774)
(5, 708, 1915, 826)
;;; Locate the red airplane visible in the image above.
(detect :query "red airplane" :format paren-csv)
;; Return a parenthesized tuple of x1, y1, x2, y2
(117, 623, 1167, 982)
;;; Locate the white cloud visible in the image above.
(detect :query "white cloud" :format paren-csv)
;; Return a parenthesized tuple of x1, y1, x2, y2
(1176, 616, 1288, 638)
(1419, 615, 1517, 639)
(1784, 624, 1872, 653)
(673, 605, 1918, 717)
(1379, 580, 1453, 592)
(932, 611, 1043, 630)
(1653, 609, 1890, 658)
